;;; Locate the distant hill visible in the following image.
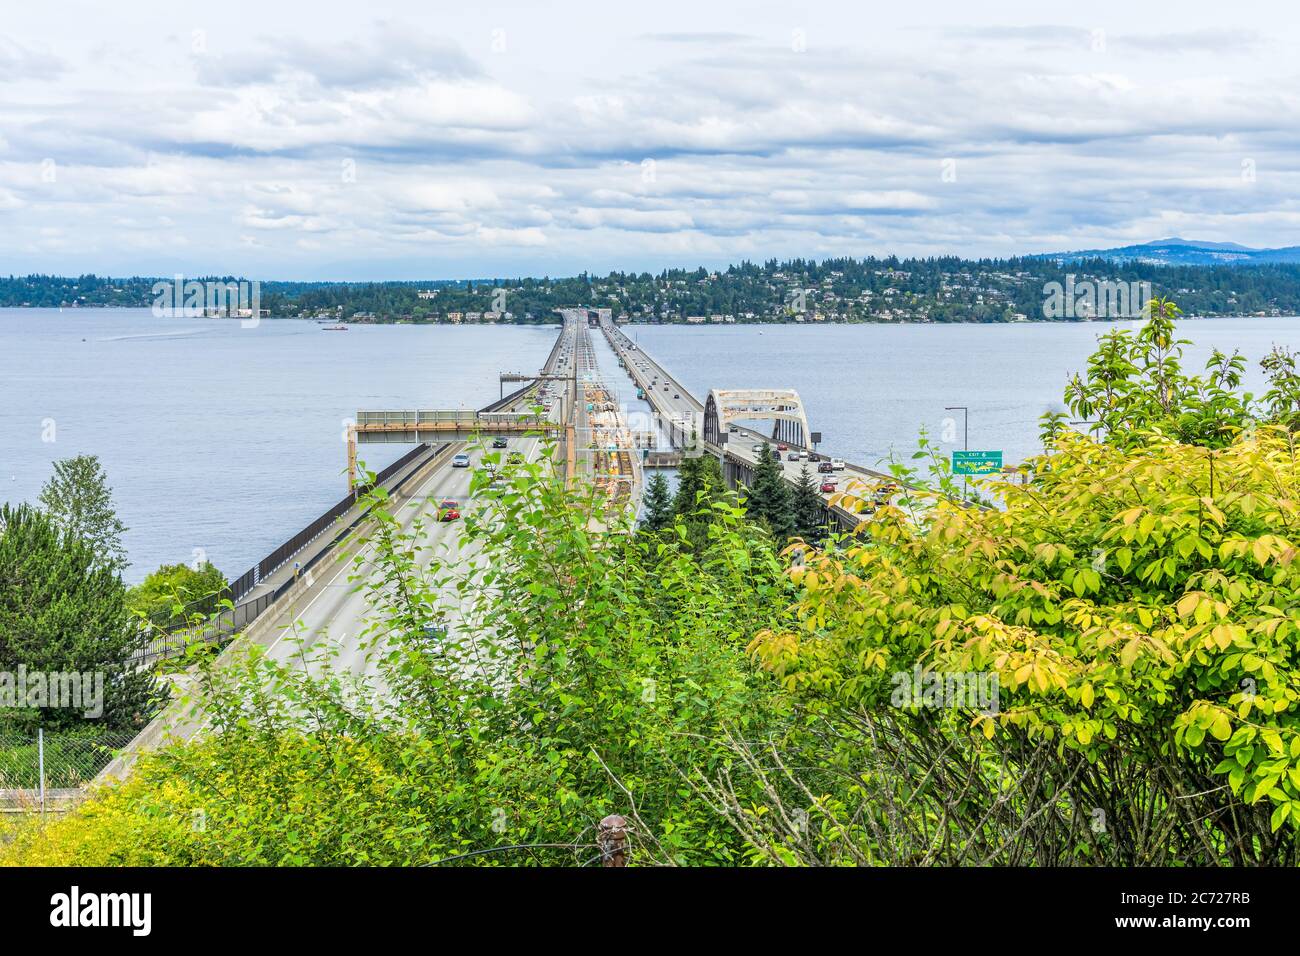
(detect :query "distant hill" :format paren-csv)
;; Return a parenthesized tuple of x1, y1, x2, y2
(1036, 238, 1300, 266)
(8, 254, 1300, 321)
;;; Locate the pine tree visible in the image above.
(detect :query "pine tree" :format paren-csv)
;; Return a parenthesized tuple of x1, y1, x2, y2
(671, 452, 730, 552)
(38, 455, 128, 574)
(745, 443, 795, 540)
(792, 463, 828, 542)
(641, 472, 674, 532)
(0, 504, 161, 731)
(696, 453, 725, 502)
(673, 452, 724, 517)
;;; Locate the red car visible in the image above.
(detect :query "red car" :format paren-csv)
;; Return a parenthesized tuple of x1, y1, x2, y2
(437, 499, 461, 521)
(820, 480, 837, 493)
(777, 443, 788, 451)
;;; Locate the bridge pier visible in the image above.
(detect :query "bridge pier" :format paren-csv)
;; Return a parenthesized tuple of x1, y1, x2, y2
(722, 453, 754, 490)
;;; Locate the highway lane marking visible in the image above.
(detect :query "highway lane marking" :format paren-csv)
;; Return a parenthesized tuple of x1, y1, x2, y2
(264, 394, 560, 660)
(263, 442, 469, 657)
(286, 434, 546, 677)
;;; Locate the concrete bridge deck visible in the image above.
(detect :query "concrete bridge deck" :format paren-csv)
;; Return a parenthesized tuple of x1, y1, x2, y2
(564, 309, 640, 521)
(597, 319, 898, 530)
(98, 319, 582, 784)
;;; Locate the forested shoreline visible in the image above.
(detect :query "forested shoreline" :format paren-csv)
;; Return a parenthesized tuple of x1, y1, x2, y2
(7, 256, 1300, 323)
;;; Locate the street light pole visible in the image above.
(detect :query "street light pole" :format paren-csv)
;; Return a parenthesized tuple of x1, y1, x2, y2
(945, 405, 969, 497)
(945, 406, 968, 451)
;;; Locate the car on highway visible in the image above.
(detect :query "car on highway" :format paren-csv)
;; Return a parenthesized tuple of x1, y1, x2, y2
(818, 461, 834, 473)
(674, 393, 680, 399)
(752, 443, 766, 455)
(728, 424, 739, 433)
(437, 498, 461, 521)
(492, 436, 508, 448)
(787, 450, 801, 461)
(452, 453, 471, 468)
(507, 451, 524, 464)
(808, 452, 823, 462)
(820, 480, 837, 493)
(831, 458, 846, 471)
(777, 443, 788, 451)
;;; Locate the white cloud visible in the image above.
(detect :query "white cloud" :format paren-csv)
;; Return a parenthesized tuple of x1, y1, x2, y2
(0, 35, 63, 81)
(0, 3, 1297, 277)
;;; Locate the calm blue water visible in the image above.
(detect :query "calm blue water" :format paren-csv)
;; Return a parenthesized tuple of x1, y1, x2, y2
(628, 317, 1300, 469)
(4, 309, 1298, 581)
(0, 309, 557, 582)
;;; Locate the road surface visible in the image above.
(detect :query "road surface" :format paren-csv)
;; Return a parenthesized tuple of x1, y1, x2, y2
(99, 320, 579, 779)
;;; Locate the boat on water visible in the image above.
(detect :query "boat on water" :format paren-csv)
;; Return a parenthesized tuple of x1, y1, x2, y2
(322, 324, 349, 331)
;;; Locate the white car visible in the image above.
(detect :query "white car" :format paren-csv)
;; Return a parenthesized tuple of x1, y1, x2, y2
(831, 457, 846, 471)
(452, 453, 471, 468)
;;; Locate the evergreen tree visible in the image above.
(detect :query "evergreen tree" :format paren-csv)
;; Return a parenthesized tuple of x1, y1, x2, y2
(672, 453, 729, 552)
(641, 472, 674, 532)
(791, 463, 827, 542)
(38, 455, 128, 574)
(745, 444, 795, 541)
(697, 453, 724, 502)
(673, 452, 724, 517)
(0, 504, 161, 731)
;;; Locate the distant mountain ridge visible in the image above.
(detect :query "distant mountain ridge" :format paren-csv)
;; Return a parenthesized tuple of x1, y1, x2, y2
(1037, 237, 1300, 266)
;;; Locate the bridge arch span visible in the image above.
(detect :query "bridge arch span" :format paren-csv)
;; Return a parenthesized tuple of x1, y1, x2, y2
(703, 389, 813, 448)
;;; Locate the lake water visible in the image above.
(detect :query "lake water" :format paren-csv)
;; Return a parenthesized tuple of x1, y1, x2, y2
(3, 309, 1298, 582)
(628, 317, 1300, 468)
(0, 309, 557, 582)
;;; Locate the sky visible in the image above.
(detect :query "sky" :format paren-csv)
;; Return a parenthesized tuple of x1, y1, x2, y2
(1, 0, 1298, 280)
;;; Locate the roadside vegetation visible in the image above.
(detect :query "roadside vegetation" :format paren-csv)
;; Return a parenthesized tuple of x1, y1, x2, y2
(126, 561, 228, 633)
(6, 299, 1300, 865)
(0, 456, 177, 794)
(0, 458, 161, 735)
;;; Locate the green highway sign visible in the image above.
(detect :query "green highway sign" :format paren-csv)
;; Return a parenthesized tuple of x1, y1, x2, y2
(952, 450, 1003, 476)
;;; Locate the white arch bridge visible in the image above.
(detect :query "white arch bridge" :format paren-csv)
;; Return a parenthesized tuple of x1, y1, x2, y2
(703, 389, 815, 449)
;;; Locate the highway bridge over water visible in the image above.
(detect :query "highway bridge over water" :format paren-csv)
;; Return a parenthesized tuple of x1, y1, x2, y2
(96, 312, 893, 785)
(594, 316, 903, 533)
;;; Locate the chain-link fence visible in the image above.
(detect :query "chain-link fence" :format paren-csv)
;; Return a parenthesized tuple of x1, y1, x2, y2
(0, 728, 140, 809)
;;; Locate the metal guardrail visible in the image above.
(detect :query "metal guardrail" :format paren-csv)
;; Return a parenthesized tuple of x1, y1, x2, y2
(228, 443, 429, 602)
(84, 360, 559, 795)
(136, 442, 444, 667)
(139, 376, 547, 667)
